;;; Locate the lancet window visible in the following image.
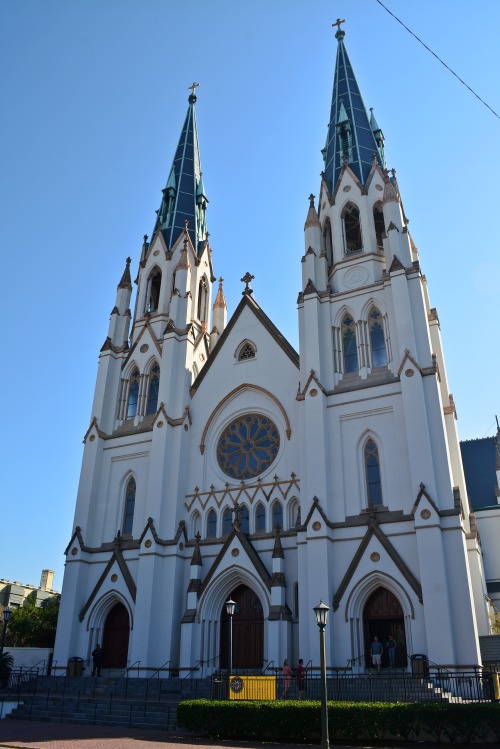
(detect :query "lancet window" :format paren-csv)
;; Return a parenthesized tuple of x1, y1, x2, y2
(207, 509, 217, 538)
(323, 218, 333, 265)
(222, 507, 232, 535)
(373, 204, 385, 250)
(272, 500, 283, 530)
(127, 368, 140, 419)
(368, 308, 387, 367)
(145, 267, 162, 314)
(240, 504, 250, 534)
(342, 204, 362, 253)
(365, 439, 383, 506)
(342, 315, 359, 373)
(255, 502, 266, 532)
(197, 277, 208, 323)
(123, 477, 136, 535)
(146, 364, 160, 415)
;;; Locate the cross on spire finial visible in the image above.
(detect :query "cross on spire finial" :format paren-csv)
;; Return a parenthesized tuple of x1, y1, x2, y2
(333, 18, 346, 40)
(333, 18, 345, 30)
(188, 82, 199, 94)
(240, 272, 255, 295)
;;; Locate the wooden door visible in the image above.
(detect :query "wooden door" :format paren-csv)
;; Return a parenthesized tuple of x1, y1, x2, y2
(102, 602, 130, 668)
(220, 585, 264, 670)
(363, 587, 406, 668)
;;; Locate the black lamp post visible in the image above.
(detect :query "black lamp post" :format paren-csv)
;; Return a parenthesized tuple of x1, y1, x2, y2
(225, 597, 236, 675)
(313, 600, 330, 749)
(0, 608, 12, 657)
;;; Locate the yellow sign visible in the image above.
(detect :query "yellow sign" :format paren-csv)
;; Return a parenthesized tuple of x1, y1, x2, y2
(492, 673, 500, 701)
(228, 675, 277, 700)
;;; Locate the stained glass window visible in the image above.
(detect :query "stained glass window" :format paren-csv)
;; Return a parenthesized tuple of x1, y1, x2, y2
(146, 364, 160, 415)
(127, 368, 140, 419)
(123, 477, 136, 535)
(240, 505, 250, 533)
(256, 502, 266, 532)
(217, 414, 280, 480)
(369, 308, 387, 367)
(207, 509, 217, 538)
(222, 507, 232, 535)
(365, 439, 383, 506)
(272, 501, 283, 529)
(342, 316, 359, 373)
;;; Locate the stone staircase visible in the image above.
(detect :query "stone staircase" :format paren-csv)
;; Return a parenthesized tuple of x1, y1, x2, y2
(324, 673, 464, 703)
(6, 675, 212, 731)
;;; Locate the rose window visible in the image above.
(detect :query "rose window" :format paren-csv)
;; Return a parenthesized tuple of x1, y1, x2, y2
(217, 414, 280, 479)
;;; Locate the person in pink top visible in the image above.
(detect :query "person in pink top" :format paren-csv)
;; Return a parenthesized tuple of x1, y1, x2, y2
(281, 659, 293, 699)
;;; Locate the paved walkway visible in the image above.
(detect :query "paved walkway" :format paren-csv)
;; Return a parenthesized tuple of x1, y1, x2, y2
(0, 720, 451, 749)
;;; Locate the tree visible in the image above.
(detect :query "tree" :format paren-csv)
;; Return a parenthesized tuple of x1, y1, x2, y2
(7, 598, 60, 648)
(490, 610, 500, 635)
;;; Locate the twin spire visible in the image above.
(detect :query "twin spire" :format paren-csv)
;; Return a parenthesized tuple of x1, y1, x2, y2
(150, 25, 386, 256)
(323, 21, 386, 193)
(152, 83, 208, 257)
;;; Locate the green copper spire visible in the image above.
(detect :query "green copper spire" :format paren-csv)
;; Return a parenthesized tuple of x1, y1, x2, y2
(152, 83, 208, 256)
(323, 22, 386, 192)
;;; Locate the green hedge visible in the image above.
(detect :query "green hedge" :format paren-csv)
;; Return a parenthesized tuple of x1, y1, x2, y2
(177, 699, 500, 744)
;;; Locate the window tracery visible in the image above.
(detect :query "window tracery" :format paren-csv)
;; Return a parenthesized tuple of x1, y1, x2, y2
(217, 414, 280, 480)
(368, 308, 387, 367)
(238, 341, 256, 361)
(123, 477, 136, 535)
(127, 368, 140, 419)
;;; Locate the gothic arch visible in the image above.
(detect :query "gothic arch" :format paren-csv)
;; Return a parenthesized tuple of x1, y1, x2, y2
(145, 265, 162, 313)
(356, 429, 385, 509)
(191, 510, 201, 539)
(200, 384, 292, 455)
(344, 572, 415, 624)
(322, 216, 333, 264)
(288, 497, 301, 529)
(333, 304, 358, 329)
(197, 564, 270, 624)
(235, 339, 257, 361)
(341, 201, 363, 254)
(86, 589, 134, 633)
(197, 275, 209, 322)
(123, 359, 140, 381)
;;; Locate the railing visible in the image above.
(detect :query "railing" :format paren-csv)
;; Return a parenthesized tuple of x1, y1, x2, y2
(210, 667, 496, 703)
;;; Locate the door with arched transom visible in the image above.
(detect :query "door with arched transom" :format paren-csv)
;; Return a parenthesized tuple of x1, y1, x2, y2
(102, 602, 130, 668)
(363, 587, 407, 668)
(220, 585, 264, 670)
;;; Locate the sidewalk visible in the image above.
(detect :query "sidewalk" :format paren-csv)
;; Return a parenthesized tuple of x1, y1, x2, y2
(0, 720, 446, 749)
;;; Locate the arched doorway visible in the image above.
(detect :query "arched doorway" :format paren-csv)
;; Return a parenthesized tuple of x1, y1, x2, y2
(363, 587, 406, 668)
(102, 602, 130, 668)
(220, 584, 263, 670)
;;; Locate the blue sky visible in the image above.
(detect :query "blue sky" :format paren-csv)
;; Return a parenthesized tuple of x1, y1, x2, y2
(1, 1, 499, 591)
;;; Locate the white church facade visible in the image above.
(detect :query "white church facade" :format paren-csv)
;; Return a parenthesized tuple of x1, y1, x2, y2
(54, 26, 492, 676)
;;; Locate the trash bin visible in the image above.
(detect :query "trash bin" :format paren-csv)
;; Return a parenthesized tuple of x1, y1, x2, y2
(67, 657, 84, 677)
(410, 653, 429, 678)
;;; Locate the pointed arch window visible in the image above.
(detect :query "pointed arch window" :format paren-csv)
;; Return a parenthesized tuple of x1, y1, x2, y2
(343, 204, 362, 254)
(365, 439, 383, 506)
(255, 502, 266, 533)
(289, 499, 301, 528)
(272, 501, 283, 530)
(323, 218, 333, 265)
(369, 308, 387, 367)
(145, 268, 162, 313)
(342, 315, 359, 373)
(192, 511, 201, 539)
(238, 341, 256, 361)
(146, 364, 160, 415)
(240, 504, 249, 534)
(207, 509, 217, 538)
(127, 368, 140, 419)
(197, 277, 208, 323)
(123, 477, 136, 535)
(373, 204, 385, 250)
(222, 507, 232, 535)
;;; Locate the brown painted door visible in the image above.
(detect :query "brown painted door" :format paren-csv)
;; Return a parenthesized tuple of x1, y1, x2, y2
(363, 587, 407, 668)
(220, 585, 264, 670)
(102, 603, 130, 668)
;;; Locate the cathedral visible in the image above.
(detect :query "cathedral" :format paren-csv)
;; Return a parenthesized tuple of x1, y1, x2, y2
(53, 25, 492, 676)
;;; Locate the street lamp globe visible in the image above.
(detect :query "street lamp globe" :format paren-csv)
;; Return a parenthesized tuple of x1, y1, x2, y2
(225, 598, 236, 617)
(313, 600, 330, 629)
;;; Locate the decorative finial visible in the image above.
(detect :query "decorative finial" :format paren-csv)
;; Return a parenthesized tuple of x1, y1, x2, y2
(309, 193, 315, 205)
(126, 257, 131, 266)
(333, 18, 346, 40)
(218, 276, 224, 285)
(188, 81, 199, 103)
(143, 234, 148, 244)
(240, 272, 255, 295)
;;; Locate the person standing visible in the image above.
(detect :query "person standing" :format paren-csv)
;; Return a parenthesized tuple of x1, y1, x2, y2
(295, 658, 306, 699)
(370, 636, 383, 674)
(281, 659, 293, 699)
(386, 635, 396, 668)
(91, 644, 104, 677)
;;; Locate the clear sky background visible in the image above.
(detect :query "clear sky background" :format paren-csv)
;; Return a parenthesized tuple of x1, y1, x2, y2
(1, 1, 499, 592)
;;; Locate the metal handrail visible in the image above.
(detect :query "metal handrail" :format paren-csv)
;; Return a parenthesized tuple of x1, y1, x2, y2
(146, 660, 170, 681)
(118, 660, 141, 678)
(183, 660, 203, 679)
